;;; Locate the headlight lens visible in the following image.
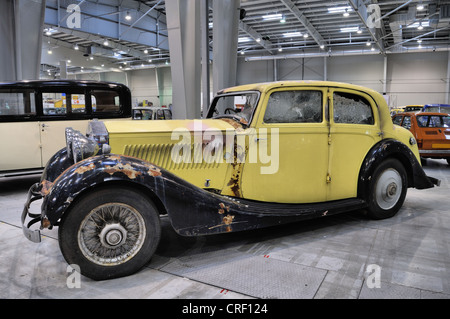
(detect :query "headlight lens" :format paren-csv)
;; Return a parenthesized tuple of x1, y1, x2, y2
(65, 128, 99, 163)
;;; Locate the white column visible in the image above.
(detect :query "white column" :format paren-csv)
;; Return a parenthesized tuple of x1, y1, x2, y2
(166, 0, 202, 119)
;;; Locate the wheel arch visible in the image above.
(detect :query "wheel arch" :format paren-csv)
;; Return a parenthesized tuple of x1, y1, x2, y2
(357, 139, 431, 201)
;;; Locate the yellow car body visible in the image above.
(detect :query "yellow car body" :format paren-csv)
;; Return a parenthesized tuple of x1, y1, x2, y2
(22, 81, 439, 280)
(103, 81, 421, 203)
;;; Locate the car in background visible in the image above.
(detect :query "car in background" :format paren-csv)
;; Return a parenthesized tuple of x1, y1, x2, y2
(403, 105, 423, 113)
(0, 80, 132, 177)
(392, 112, 450, 164)
(390, 107, 405, 116)
(422, 104, 450, 114)
(132, 106, 172, 120)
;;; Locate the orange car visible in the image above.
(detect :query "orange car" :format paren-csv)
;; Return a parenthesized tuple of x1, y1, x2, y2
(392, 112, 450, 164)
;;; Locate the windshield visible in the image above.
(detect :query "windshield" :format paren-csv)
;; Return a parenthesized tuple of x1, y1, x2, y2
(206, 92, 259, 126)
(417, 115, 450, 128)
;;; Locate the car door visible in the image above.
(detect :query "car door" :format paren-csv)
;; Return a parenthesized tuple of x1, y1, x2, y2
(0, 89, 42, 172)
(328, 88, 382, 201)
(240, 87, 329, 203)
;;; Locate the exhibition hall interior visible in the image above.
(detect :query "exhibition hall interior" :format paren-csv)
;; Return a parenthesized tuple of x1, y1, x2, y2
(1, 0, 450, 301)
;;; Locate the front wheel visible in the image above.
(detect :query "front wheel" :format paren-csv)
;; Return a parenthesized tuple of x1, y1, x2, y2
(58, 186, 161, 280)
(366, 158, 407, 220)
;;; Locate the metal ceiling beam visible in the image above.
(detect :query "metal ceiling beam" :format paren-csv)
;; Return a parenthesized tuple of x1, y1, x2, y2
(280, 0, 326, 49)
(239, 21, 274, 54)
(348, 0, 385, 53)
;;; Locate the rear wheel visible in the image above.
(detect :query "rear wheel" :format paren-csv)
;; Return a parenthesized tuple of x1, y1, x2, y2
(366, 158, 407, 220)
(58, 186, 161, 280)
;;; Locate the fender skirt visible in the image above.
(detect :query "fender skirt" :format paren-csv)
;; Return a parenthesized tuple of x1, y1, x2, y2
(42, 153, 368, 237)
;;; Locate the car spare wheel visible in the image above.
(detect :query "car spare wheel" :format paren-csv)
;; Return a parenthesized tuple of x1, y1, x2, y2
(58, 186, 161, 280)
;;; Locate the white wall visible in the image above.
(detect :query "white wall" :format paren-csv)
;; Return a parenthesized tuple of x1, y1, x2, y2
(235, 51, 450, 108)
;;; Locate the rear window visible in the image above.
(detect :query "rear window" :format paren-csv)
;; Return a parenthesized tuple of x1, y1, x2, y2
(0, 91, 36, 117)
(417, 115, 450, 128)
(91, 90, 121, 114)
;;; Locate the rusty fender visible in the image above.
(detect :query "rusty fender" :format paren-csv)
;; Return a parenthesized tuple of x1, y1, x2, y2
(41, 153, 371, 237)
(358, 139, 439, 201)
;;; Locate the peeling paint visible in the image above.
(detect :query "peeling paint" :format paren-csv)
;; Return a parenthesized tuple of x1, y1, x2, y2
(103, 163, 142, 179)
(218, 202, 230, 214)
(74, 163, 95, 174)
(40, 180, 54, 196)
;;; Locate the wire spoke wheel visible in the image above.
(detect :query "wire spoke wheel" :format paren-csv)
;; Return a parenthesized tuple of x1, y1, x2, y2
(78, 203, 146, 266)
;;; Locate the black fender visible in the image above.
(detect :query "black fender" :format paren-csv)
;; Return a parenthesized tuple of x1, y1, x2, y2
(358, 139, 436, 201)
(42, 152, 369, 237)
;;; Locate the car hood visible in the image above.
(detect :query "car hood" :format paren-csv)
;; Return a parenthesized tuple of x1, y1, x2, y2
(102, 118, 241, 134)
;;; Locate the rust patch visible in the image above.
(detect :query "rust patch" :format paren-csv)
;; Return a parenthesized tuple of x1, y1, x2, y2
(147, 164, 162, 177)
(40, 180, 54, 196)
(218, 202, 230, 214)
(74, 163, 95, 174)
(219, 118, 244, 130)
(103, 163, 142, 179)
(223, 214, 235, 232)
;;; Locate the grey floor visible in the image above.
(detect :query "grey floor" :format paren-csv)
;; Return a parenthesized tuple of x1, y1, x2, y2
(1, 159, 450, 299)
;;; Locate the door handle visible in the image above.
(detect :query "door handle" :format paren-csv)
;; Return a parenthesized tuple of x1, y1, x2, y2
(41, 123, 49, 131)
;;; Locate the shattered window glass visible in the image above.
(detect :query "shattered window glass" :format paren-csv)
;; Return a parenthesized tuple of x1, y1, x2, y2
(402, 116, 411, 130)
(333, 92, 374, 125)
(263, 90, 322, 123)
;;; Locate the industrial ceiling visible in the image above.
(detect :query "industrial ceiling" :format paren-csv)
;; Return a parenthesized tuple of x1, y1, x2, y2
(42, 0, 450, 76)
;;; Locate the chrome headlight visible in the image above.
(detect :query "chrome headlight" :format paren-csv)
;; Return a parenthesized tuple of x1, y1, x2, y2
(71, 131, 99, 163)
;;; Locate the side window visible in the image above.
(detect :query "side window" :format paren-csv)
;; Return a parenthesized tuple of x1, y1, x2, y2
(402, 116, 411, 130)
(0, 91, 36, 117)
(333, 92, 374, 125)
(392, 116, 403, 125)
(42, 92, 67, 115)
(91, 90, 121, 114)
(42, 92, 86, 115)
(263, 90, 322, 123)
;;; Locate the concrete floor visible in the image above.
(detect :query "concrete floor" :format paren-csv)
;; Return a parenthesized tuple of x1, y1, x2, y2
(1, 159, 450, 299)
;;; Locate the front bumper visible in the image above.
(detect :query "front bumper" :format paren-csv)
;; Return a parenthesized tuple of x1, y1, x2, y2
(21, 183, 43, 243)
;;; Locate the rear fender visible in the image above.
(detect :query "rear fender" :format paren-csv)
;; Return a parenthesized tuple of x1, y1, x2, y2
(358, 139, 436, 201)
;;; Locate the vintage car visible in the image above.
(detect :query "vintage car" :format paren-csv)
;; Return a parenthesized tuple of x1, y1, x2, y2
(422, 104, 450, 115)
(392, 111, 450, 164)
(0, 80, 132, 177)
(22, 81, 440, 280)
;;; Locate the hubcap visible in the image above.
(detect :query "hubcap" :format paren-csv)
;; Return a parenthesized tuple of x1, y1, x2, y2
(78, 203, 146, 266)
(375, 168, 402, 210)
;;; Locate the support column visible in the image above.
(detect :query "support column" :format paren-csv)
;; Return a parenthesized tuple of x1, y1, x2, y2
(383, 55, 388, 95)
(201, 0, 211, 114)
(60, 61, 67, 79)
(166, 0, 201, 119)
(212, 0, 240, 93)
(446, 51, 450, 104)
(323, 56, 327, 81)
(0, 0, 45, 81)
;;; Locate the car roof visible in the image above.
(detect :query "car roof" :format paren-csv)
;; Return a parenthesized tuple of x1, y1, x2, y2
(219, 80, 381, 96)
(395, 112, 449, 117)
(0, 79, 127, 90)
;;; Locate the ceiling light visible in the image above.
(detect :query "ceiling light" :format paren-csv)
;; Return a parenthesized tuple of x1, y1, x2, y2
(280, 15, 286, 23)
(125, 12, 131, 21)
(303, 33, 309, 38)
(320, 44, 325, 49)
(278, 47, 283, 52)
(343, 9, 350, 17)
(407, 21, 429, 28)
(74, 44, 79, 50)
(417, 22, 423, 30)
(240, 51, 245, 55)
(144, 49, 148, 54)
(90, 56, 94, 60)
(283, 31, 302, 38)
(67, 60, 71, 63)
(148, 59, 152, 62)
(357, 28, 362, 34)
(47, 49, 52, 54)
(262, 13, 282, 21)
(238, 37, 252, 43)
(371, 46, 375, 51)
(340, 27, 360, 33)
(256, 38, 261, 43)
(328, 6, 352, 14)
(103, 39, 109, 46)
(366, 40, 371, 46)
(417, 3, 425, 11)
(417, 39, 422, 43)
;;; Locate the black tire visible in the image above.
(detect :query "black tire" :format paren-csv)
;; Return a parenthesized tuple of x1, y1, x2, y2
(366, 158, 407, 220)
(58, 186, 161, 280)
